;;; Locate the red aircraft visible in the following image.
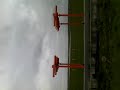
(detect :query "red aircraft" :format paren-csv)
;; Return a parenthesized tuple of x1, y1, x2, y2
(53, 5, 84, 31)
(52, 55, 84, 77)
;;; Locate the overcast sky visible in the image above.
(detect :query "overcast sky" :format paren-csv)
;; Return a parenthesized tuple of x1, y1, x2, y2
(0, 0, 68, 90)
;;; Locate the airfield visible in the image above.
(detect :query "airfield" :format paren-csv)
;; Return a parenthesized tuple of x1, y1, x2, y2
(68, 0, 120, 90)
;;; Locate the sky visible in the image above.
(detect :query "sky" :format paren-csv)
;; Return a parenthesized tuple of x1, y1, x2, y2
(0, 0, 68, 90)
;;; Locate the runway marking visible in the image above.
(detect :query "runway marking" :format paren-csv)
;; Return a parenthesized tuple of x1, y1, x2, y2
(89, 0, 92, 89)
(83, 0, 86, 90)
(71, 69, 76, 71)
(72, 59, 77, 61)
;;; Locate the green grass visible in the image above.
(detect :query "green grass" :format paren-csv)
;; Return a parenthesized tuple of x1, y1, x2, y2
(96, 0, 113, 89)
(68, 0, 84, 90)
(110, 0, 120, 89)
(96, 0, 120, 90)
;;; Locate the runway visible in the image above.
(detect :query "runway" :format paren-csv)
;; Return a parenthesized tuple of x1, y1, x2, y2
(84, 0, 91, 90)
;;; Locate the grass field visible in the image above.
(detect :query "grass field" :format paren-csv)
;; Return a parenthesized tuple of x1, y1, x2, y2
(68, 0, 84, 90)
(96, 0, 120, 90)
(110, 0, 120, 89)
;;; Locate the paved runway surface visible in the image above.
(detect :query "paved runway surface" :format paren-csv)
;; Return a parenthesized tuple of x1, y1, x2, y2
(84, 0, 91, 90)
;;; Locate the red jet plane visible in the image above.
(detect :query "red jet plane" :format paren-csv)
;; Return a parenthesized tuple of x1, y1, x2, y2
(53, 5, 84, 31)
(52, 56, 59, 77)
(52, 55, 84, 77)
